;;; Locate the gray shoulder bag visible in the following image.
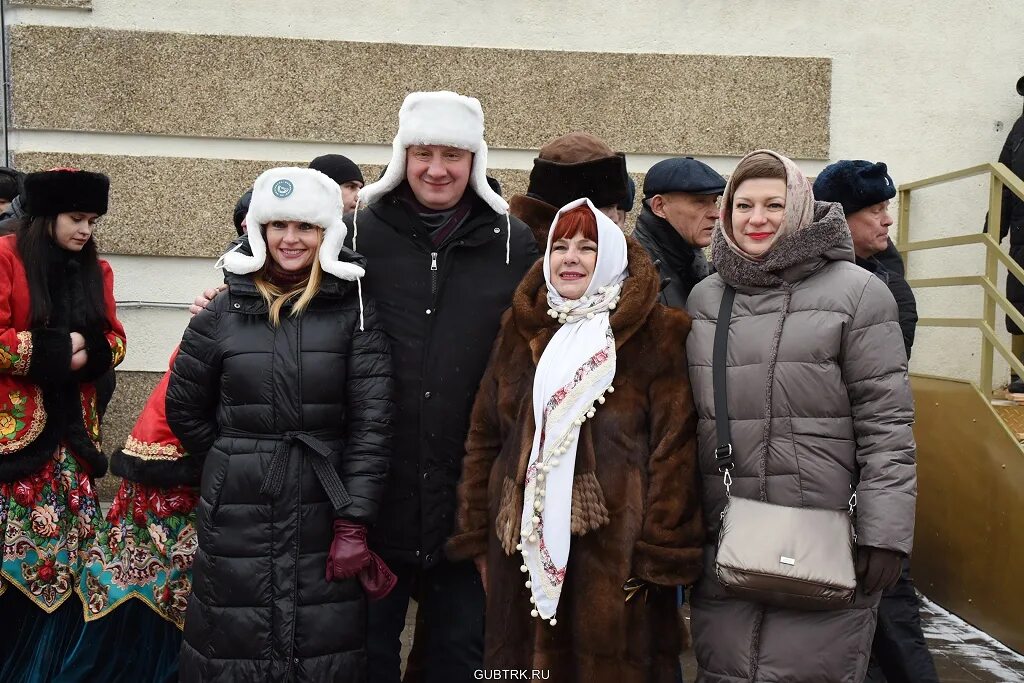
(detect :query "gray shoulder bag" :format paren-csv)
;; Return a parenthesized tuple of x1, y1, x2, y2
(713, 285, 858, 610)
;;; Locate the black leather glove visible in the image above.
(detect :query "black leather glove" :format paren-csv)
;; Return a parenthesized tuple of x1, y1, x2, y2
(856, 546, 903, 594)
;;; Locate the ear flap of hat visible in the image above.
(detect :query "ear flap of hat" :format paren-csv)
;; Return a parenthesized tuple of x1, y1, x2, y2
(357, 134, 407, 208)
(319, 215, 365, 281)
(469, 141, 509, 215)
(221, 229, 266, 274)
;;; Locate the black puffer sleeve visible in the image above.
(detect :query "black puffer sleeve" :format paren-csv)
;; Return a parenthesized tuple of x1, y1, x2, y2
(165, 304, 223, 462)
(338, 298, 394, 524)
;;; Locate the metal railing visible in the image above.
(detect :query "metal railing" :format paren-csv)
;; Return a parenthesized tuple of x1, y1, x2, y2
(895, 162, 1024, 395)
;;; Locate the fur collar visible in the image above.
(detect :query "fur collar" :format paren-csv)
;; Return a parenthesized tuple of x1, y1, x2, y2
(712, 201, 853, 289)
(512, 234, 660, 363)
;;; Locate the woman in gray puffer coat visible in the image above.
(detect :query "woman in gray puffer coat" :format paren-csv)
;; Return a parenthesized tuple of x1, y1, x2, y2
(685, 150, 916, 682)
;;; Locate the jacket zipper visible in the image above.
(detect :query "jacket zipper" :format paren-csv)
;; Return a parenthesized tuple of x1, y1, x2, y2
(430, 251, 438, 298)
(287, 318, 303, 679)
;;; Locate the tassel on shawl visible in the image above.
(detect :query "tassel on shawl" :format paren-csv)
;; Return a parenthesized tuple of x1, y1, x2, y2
(570, 471, 610, 535)
(496, 475, 523, 556)
(497, 469, 611, 556)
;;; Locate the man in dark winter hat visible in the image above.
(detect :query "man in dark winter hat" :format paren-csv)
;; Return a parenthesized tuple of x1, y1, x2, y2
(0, 167, 28, 231)
(309, 153, 365, 213)
(0, 167, 24, 215)
(508, 131, 630, 247)
(813, 160, 918, 359)
(633, 156, 726, 310)
(814, 159, 937, 683)
(991, 76, 1024, 392)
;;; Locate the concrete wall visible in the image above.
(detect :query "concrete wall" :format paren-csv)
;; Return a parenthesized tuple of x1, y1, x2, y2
(3, 0, 1023, 452)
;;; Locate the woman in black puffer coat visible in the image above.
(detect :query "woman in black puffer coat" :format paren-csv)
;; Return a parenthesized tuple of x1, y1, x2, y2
(166, 167, 394, 682)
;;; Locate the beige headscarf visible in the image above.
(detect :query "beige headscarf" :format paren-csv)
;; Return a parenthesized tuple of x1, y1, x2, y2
(719, 149, 815, 261)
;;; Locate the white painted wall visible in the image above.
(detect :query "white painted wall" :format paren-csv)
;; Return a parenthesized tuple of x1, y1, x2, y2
(4, 1, 1024, 378)
(104, 255, 220, 371)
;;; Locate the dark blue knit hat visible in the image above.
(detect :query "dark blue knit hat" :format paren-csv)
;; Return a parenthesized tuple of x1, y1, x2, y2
(812, 160, 896, 216)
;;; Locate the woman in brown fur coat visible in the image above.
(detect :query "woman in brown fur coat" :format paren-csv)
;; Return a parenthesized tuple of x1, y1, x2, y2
(448, 198, 704, 682)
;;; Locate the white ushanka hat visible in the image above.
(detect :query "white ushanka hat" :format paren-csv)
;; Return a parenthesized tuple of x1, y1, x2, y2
(221, 167, 365, 282)
(355, 90, 512, 261)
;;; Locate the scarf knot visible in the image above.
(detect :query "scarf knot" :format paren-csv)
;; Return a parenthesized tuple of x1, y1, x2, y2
(545, 283, 622, 324)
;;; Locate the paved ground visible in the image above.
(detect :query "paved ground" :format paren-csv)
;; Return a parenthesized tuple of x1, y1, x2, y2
(918, 597, 1024, 682)
(400, 595, 1024, 681)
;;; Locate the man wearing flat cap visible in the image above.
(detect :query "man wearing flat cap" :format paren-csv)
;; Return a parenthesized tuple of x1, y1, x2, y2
(815, 159, 937, 683)
(633, 157, 726, 310)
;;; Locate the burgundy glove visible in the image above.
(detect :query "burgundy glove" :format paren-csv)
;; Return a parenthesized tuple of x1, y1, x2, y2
(326, 520, 372, 581)
(856, 546, 903, 594)
(360, 551, 398, 601)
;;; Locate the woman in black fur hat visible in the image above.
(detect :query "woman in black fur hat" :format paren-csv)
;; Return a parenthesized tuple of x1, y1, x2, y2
(0, 168, 127, 680)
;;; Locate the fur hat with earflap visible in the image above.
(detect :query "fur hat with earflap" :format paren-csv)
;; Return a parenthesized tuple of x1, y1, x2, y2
(221, 167, 365, 282)
(355, 90, 513, 262)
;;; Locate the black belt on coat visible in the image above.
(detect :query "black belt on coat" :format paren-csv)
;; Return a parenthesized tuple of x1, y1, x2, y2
(255, 431, 353, 516)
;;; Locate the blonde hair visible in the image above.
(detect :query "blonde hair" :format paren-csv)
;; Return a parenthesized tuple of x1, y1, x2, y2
(253, 226, 324, 326)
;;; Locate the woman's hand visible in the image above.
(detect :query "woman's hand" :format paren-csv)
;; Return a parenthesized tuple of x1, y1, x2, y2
(70, 349, 88, 371)
(190, 284, 227, 316)
(70, 332, 86, 353)
(856, 546, 903, 594)
(70, 332, 88, 370)
(326, 520, 372, 581)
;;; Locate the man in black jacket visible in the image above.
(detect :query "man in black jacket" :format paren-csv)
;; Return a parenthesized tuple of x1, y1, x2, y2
(346, 91, 538, 683)
(0, 167, 26, 231)
(994, 76, 1024, 391)
(0, 167, 23, 216)
(633, 157, 726, 310)
(814, 159, 937, 683)
(814, 160, 918, 359)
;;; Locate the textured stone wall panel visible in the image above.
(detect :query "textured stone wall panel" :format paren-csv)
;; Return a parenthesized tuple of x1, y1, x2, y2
(9, 25, 830, 158)
(8, 0, 89, 8)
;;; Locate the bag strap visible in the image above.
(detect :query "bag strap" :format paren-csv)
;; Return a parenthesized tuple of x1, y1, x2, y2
(713, 285, 737, 491)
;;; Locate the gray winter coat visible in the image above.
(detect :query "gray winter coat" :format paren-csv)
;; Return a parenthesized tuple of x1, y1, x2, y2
(685, 202, 917, 682)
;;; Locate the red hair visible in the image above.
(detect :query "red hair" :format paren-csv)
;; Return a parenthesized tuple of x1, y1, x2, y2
(550, 205, 599, 244)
